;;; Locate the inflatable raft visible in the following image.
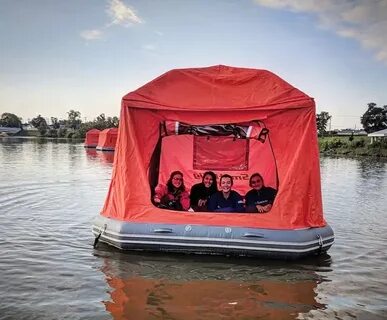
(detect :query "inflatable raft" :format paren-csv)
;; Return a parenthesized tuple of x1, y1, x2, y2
(93, 65, 334, 259)
(93, 216, 334, 259)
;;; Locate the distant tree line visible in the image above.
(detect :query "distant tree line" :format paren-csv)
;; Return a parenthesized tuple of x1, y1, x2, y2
(2, 102, 386, 138)
(0, 113, 22, 128)
(0, 109, 119, 139)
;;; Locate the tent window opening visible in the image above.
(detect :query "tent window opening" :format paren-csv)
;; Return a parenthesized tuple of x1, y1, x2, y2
(150, 121, 278, 213)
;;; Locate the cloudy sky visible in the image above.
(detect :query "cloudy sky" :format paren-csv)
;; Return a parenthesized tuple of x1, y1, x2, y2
(1, 0, 387, 129)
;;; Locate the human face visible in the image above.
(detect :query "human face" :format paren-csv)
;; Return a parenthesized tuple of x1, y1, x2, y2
(172, 174, 183, 188)
(220, 177, 232, 193)
(203, 174, 213, 188)
(250, 175, 263, 191)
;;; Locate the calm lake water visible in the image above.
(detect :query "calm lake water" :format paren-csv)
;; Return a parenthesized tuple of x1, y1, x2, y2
(0, 138, 386, 320)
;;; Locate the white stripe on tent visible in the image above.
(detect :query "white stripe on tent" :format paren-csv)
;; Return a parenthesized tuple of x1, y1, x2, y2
(175, 121, 179, 135)
(246, 126, 253, 138)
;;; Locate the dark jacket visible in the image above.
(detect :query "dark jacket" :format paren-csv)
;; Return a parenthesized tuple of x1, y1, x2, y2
(190, 182, 217, 211)
(208, 190, 244, 212)
(245, 187, 277, 212)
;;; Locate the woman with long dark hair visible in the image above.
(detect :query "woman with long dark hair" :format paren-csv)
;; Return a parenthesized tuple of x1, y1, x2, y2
(153, 171, 190, 211)
(189, 171, 218, 211)
(245, 173, 277, 213)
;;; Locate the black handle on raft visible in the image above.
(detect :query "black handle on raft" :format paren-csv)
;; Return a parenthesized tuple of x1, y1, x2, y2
(242, 233, 264, 238)
(317, 234, 323, 254)
(153, 228, 173, 234)
(93, 224, 107, 248)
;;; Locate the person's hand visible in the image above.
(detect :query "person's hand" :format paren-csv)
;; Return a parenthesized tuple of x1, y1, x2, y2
(198, 199, 207, 207)
(255, 204, 272, 213)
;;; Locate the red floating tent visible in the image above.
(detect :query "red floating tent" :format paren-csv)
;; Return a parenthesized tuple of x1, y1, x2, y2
(101, 65, 325, 230)
(84, 128, 100, 148)
(96, 128, 118, 151)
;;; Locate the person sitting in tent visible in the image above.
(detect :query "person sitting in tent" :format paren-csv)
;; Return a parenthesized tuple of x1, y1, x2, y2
(207, 174, 244, 212)
(190, 171, 218, 211)
(245, 173, 277, 213)
(153, 171, 190, 211)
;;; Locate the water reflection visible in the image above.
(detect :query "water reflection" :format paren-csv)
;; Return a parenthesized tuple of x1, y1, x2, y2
(85, 148, 115, 165)
(97, 249, 327, 320)
(1, 139, 387, 319)
(357, 156, 386, 182)
(85, 147, 99, 160)
(98, 150, 115, 164)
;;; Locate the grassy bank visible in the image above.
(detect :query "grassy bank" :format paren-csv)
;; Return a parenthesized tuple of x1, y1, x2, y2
(319, 136, 387, 157)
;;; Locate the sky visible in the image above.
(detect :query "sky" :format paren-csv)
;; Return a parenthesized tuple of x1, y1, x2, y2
(1, 0, 387, 129)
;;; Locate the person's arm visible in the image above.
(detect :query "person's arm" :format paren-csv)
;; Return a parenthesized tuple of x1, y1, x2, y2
(154, 184, 166, 204)
(180, 191, 191, 211)
(189, 184, 200, 207)
(234, 192, 245, 212)
(245, 190, 255, 207)
(258, 188, 277, 212)
(244, 190, 258, 213)
(267, 188, 277, 204)
(207, 193, 217, 212)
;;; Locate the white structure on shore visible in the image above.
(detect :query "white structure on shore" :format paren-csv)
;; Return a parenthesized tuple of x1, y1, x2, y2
(368, 128, 387, 144)
(0, 127, 21, 135)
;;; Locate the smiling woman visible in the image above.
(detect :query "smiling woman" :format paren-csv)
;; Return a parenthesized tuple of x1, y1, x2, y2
(245, 173, 277, 213)
(153, 171, 190, 211)
(189, 171, 217, 211)
(207, 174, 244, 213)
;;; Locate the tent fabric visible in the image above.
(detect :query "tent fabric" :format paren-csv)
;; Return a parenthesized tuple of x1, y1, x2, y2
(97, 128, 118, 150)
(84, 129, 100, 147)
(101, 65, 325, 229)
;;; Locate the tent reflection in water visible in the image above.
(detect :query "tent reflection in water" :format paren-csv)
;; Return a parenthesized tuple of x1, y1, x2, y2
(103, 270, 324, 319)
(93, 65, 334, 259)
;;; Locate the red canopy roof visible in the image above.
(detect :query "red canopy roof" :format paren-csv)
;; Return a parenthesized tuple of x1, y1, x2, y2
(101, 65, 325, 229)
(123, 65, 313, 111)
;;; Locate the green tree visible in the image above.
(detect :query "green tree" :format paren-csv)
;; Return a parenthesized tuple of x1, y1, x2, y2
(107, 116, 119, 128)
(361, 102, 387, 133)
(0, 113, 22, 127)
(316, 111, 331, 136)
(67, 109, 82, 129)
(30, 115, 48, 129)
(93, 113, 119, 130)
(38, 122, 47, 136)
(51, 117, 60, 129)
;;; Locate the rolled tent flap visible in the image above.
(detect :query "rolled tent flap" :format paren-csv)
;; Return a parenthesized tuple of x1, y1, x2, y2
(163, 121, 268, 140)
(101, 65, 325, 230)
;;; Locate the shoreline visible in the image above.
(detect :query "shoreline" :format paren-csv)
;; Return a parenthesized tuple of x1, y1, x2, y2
(2, 135, 387, 158)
